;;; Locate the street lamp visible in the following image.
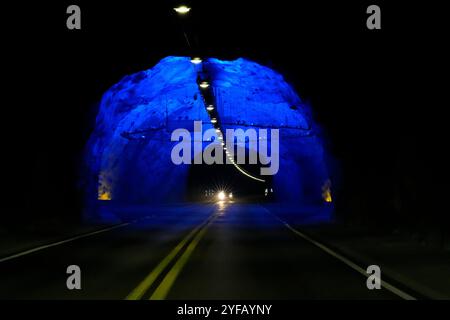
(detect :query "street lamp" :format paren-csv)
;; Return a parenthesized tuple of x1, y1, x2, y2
(174, 5, 191, 14)
(207, 105, 214, 111)
(199, 81, 210, 89)
(191, 57, 202, 64)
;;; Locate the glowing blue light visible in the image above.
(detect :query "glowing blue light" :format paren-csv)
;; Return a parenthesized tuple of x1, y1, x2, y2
(83, 56, 331, 222)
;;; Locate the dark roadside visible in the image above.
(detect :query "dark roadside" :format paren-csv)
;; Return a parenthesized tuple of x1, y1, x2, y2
(264, 203, 450, 299)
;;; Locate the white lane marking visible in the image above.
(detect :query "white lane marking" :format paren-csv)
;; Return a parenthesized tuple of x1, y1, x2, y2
(0, 203, 215, 264)
(0, 222, 130, 263)
(269, 212, 417, 300)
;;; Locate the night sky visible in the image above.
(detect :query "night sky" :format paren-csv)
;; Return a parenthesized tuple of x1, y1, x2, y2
(2, 1, 447, 228)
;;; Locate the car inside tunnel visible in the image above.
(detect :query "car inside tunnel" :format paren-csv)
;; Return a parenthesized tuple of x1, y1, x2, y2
(185, 149, 272, 202)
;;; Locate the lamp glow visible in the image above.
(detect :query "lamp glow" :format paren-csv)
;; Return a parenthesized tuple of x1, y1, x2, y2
(191, 57, 202, 64)
(174, 5, 191, 14)
(199, 81, 210, 89)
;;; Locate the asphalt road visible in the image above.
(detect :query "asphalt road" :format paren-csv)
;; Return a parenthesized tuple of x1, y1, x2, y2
(0, 202, 399, 299)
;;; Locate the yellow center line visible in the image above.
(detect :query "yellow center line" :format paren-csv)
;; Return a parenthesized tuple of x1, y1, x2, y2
(125, 214, 215, 300)
(149, 216, 216, 300)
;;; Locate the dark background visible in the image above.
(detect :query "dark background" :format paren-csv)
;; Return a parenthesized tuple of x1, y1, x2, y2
(1, 1, 447, 232)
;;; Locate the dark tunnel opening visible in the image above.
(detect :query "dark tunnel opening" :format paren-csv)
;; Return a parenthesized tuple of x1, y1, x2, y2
(185, 149, 273, 203)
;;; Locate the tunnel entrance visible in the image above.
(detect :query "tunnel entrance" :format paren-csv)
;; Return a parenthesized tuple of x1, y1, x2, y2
(84, 57, 331, 222)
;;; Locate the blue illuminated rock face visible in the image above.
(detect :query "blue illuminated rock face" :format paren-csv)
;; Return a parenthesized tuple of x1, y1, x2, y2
(84, 56, 329, 217)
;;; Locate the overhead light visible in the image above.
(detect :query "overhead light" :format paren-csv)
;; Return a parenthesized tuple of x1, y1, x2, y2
(174, 5, 191, 14)
(207, 105, 214, 111)
(211, 118, 217, 124)
(215, 129, 220, 133)
(191, 57, 202, 64)
(223, 147, 227, 150)
(199, 81, 209, 89)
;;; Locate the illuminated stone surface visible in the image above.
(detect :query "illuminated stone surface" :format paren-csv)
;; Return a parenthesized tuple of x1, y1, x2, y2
(84, 56, 330, 219)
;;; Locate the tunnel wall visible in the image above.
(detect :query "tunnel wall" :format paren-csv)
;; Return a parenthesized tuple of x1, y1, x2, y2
(83, 56, 330, 219)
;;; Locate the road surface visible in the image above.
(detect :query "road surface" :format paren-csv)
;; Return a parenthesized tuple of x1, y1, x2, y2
(0, 202, 400, 299)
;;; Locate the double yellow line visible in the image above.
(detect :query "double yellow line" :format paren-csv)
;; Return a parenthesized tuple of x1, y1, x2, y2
(126, 213, 217, 300)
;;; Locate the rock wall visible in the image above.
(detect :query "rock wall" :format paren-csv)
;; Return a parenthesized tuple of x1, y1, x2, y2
(84, 56, 330, 218)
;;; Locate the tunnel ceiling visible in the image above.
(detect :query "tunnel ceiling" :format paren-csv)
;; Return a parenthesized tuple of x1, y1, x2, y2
(84, 56, 329, 210)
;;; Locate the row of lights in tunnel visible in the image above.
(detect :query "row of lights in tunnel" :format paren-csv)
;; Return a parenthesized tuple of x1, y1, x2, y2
(174, 4, 266, 184)
(194, 62, 265, 183)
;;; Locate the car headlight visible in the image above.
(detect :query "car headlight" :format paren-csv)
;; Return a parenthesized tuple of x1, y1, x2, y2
(217, 191, 226, 201)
